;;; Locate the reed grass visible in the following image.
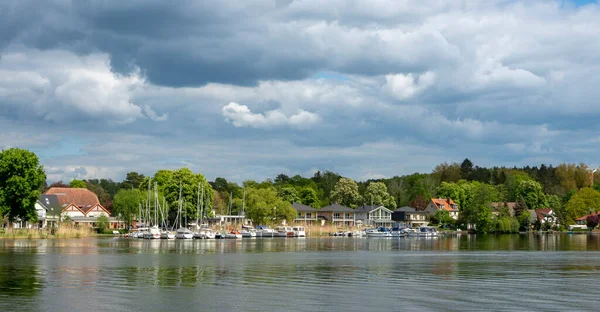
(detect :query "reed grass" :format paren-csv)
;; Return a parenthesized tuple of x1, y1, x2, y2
(0, 225, 95, 239)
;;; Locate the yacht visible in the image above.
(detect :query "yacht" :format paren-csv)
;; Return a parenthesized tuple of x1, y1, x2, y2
(224, 230, 242, 239)
(175, 227, 194, 239)
(160, 230, 176, 239)
(144, 226, 161, 239)
(256, 225, 276, 237)
(275, 226, 295, 237)
(390, 227, 407, 238)
(241, 226, 257, 238)
(292, 226, 306, 237)
(365, 227, 392, 238)
(408, 226, 439, 237)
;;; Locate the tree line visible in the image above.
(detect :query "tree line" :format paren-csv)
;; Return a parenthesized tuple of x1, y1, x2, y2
(3, 148, 600, 232)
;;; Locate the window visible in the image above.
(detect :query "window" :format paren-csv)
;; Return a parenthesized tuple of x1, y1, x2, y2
(334, 213, 341, 219)
(346, 213, 352, 218)
(298, 212, 302, 219)
(306, 213, 312, 218)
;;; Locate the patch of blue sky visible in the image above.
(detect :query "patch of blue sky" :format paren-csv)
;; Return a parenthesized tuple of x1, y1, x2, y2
(312, 71, 349, 82)
(563, 0, 598, 7)
(33, 138, 85, 160)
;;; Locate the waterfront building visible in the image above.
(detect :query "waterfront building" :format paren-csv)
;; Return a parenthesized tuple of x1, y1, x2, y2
(354, 205, 394, 227)
(43, 187, 124, 228)
(424, 198, 459, 220)
(392, 206, 428, 228)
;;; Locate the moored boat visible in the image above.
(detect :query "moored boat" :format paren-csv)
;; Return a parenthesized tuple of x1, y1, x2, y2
(224, 230, 242, 239)
(365, 227, 392, 238)
(241, 226, 257, 238)
(292, 226, 306, 237)
(256, 225, 275, 237)
(407, 226, 439, 237)
(175, 227, 194, 239)
(275, 226, 295, 238)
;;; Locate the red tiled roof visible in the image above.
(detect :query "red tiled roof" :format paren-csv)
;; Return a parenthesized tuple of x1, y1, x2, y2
(534, 208, 552, 221)
(44, 187, 101, 213)
(430, 198, 457, 211)
(576, 211, 600, 221)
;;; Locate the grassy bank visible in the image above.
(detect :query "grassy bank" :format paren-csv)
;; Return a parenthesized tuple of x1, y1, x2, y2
(0, 226, 96, 239)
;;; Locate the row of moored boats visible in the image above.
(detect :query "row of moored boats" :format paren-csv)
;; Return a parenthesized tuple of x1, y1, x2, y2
(128, 225, 307, 239)
(363, 226, 439, 238)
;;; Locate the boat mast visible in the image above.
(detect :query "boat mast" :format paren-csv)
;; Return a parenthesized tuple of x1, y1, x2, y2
(242, 189, 245, 216)
(196, 182, 200, 229)
(200, 183, 204, 226)
(178, 182, 183, 229)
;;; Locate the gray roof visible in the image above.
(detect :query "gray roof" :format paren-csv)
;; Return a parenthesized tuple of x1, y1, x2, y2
(39, 194, 62, 212)
(319, 204, 354, 212)
(395, 206, 418, 212)
(355, 205, 386, 213)
(292, 203, 318, 212)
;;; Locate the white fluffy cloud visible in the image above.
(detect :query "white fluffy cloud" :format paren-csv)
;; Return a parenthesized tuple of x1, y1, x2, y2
(384, 71, 436, 100)
(222, 102, 320, 129)
(3, 1, 600, 183)
(0, 48, 164, 124)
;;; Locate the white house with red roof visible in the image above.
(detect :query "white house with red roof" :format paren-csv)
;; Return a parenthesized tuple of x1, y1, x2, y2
(424, 198, 460, 220)
(43, 187, 123, 228)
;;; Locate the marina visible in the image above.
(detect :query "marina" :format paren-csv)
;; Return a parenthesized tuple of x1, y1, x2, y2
(2, 235, 600, 311)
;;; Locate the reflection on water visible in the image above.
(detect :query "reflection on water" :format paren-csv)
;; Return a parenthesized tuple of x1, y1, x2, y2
(1, 234, 600, 311)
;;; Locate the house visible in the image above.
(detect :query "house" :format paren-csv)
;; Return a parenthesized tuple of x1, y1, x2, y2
(316, 204, 357, 226)
(293, 203, 323, 224)
(392, 206, 428, 227)
(424, 198, 459, 220)
(43, 187, 124, 229)
(575, 211, 600, 225)
(354, 205, 394, 227)
(533, 208, 558, 226)
(491, 202, 516, 216)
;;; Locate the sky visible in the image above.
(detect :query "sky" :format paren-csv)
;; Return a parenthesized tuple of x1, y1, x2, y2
(1, 0, 600, 183)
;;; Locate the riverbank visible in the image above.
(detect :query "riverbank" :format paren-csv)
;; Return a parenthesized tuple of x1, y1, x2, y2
(0, 227, 97, 239)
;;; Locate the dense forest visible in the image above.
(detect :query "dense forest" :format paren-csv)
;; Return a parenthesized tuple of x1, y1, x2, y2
(45, 159, 600, 233)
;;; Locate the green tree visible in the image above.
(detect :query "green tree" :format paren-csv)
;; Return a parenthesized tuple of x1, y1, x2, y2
(432, 162, 462, 183)
(121, 172, 145, 190)
(513, 196, 528, 217)
(95, 215, 110, 232)
(112, 189, 144, 228)
(514, 179, 547, 210)
(143, 168, 214, 222)
(434, 210, 455, 229)
(364, 181, 397, 208)
(69, 179, 87, 188)
(330, 178, 363, 208)
(299, 188, 320, 208)
(0, 148, 46, 223)
(279, 187, 300, 203)
(244, 187, 295, 225)
(563, 188, 600, 225)
(460, 158, 474, 180)
(436, 181, 466, 208)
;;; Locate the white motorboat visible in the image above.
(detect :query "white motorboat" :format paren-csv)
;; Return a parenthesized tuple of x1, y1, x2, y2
(390, 227, 407, 238)
(365, 227, 392, 238)
(144, 226, 161, 239)
(407, 226, 439, 237)
(275, 226, 295, 238)
(175, 227, 194, 239)
(135, 227, 149, 239)
(160, 230, 175, 239)
(292, 226, 306, 237)
(241, 228, 257, 238)
(256, 225, 276, 237)
(203, 229, 216, 239)
(224, 230, 242, 239)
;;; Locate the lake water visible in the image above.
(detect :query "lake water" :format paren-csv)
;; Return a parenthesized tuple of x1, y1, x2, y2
(1, 234, 600, 311)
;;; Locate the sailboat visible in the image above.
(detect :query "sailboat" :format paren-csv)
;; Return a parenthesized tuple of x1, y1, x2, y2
(175, 183, 193, 239)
